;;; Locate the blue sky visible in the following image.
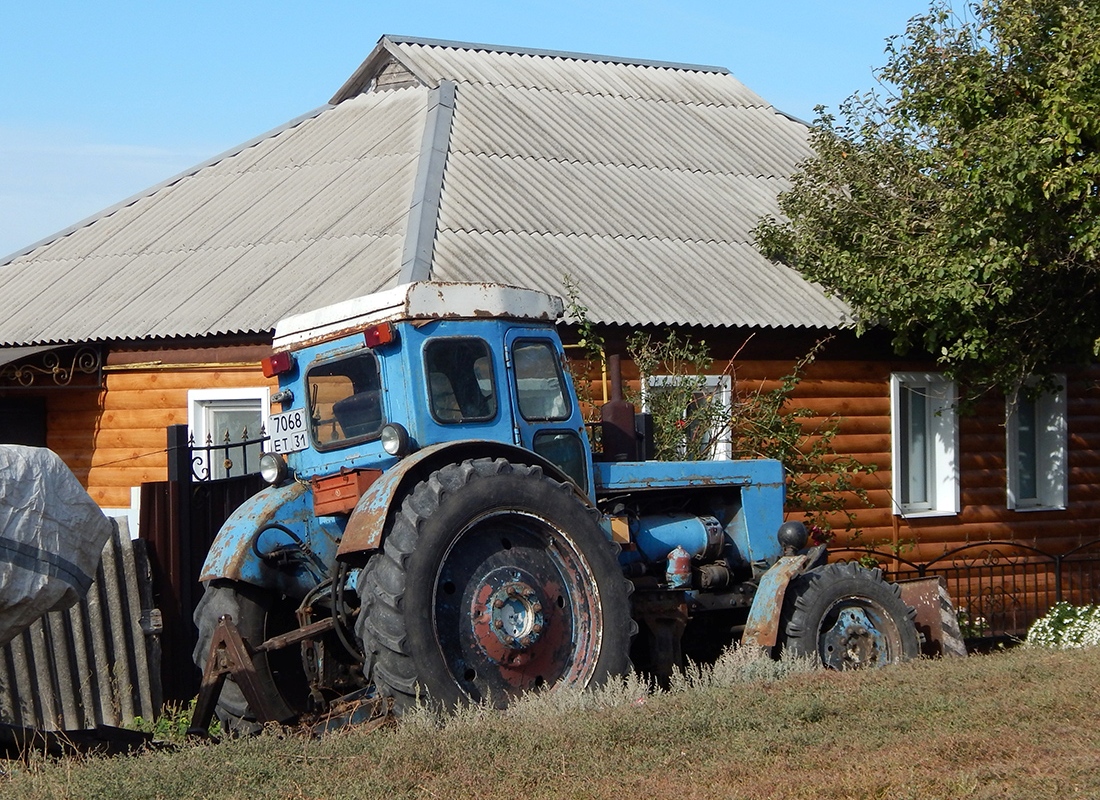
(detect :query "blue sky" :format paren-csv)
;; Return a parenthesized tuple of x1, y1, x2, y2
(0, 1, 932, 258)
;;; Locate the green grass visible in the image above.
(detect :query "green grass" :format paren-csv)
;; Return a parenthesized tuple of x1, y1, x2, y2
(3, 645, 1099, 800)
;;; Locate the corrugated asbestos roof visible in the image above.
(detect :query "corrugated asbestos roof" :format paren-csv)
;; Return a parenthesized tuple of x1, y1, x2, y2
(0, 35, 848, 347)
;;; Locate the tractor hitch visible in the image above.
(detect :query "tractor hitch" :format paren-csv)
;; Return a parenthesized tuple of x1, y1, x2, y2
(188, 614, 311, 736)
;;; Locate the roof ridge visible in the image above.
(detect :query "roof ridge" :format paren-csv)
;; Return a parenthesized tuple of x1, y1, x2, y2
(382, 35, 731, 75)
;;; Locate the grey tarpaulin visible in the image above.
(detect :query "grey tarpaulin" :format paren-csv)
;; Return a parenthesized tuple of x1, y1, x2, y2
(0, 446, 113, 646)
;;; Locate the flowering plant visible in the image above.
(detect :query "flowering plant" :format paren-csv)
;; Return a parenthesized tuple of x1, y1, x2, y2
(1026, 602, 1100, 649)
(808, 524, 835, 546)
(955, 607, 989, 639)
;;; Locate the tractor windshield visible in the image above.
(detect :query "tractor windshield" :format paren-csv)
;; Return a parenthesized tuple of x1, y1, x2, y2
(306, 352, 384, 449)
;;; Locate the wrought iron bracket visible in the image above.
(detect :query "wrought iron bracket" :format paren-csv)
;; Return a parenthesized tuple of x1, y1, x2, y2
(0, 346, 102, 388)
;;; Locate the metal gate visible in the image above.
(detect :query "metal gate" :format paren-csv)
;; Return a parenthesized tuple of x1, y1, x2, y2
(139, 425, 264, 702)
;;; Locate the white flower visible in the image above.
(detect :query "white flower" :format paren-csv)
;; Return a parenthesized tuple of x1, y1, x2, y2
(1027, 603, 1100, 649)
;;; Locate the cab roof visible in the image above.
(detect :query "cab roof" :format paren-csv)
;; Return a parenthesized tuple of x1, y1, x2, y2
(272, 281, 564, 351)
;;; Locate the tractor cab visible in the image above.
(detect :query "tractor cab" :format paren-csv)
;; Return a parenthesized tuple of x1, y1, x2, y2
(259, 282, 593, 500)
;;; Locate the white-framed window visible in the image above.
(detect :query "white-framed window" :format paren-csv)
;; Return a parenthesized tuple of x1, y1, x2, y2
(890, 373, 959, 517)
(188, 388, 270, 479)
(1006, 378, 1067, 511)
(644, 374, 733, 460)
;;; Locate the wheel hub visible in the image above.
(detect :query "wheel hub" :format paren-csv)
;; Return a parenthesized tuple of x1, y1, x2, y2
(821, 607, 883, 669)
(487, 579, 546, 649)
(470, 569, 555, 667)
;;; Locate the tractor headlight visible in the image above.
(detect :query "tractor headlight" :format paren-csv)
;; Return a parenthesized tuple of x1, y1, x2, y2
(380, 423, 411, 457)
(259, 452, 289, 485)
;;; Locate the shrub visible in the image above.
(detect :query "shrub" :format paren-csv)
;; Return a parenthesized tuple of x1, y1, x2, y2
(1026, 602, 1100, 649)
(127, 698, 221, 742)
(562, 276, 875, 534)
(955, 606, 990, 639)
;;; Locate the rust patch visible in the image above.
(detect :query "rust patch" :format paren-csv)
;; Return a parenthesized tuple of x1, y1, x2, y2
(741, 555, 808, 649)
(897, 576, 967, 658)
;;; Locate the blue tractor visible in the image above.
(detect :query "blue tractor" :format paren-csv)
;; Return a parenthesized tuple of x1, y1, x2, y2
(192, 282, 927, 730)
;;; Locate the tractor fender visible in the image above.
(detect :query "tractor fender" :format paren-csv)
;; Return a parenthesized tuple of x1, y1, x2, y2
(740, 554, 810, 651)
(337, 439, 583, 561)
(199, 480, 339, 597)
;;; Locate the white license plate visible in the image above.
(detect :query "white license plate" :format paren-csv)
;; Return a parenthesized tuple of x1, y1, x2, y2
(269, 408, 310, 454)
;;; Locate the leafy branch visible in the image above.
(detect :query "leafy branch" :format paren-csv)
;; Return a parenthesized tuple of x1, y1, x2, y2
(564, 278, 874, 534)
(755, 0, 1100, 399)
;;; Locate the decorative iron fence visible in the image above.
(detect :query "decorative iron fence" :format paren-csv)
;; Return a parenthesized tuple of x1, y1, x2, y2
(186, 426, 269, 481)
(831, 539, 1100, 641)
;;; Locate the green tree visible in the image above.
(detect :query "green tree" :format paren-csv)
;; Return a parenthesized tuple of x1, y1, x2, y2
(755, 0, 1100, 397)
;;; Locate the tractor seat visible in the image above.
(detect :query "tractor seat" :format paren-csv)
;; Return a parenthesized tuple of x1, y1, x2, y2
(331, 390, 383, 439)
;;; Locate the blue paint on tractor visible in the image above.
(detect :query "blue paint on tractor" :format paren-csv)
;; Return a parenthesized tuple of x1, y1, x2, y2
(594, 459, 785, 568)
(631, 513, 720, 561)
(200, 480, 345, 597)
(192, 282, 852, 716)
(591, 458, 784, 491)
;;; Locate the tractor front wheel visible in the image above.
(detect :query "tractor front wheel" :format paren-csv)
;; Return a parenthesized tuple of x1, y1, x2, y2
(192, 580, 308, 733)
(778, 562, 920, 669)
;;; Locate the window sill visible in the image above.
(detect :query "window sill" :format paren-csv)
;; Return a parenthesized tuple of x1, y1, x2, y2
(1009, 505, 1066, 513)
(893, 508, 959, 519)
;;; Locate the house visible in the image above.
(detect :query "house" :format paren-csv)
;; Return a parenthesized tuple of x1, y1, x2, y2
(2, 35, 1097, 634)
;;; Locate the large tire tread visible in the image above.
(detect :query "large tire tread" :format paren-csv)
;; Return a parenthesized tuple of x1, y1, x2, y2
(192, 580, 306, 733)
(356, 457, 632, 712)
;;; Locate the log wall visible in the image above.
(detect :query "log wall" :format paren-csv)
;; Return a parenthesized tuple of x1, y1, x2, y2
(43, 344, 274, 510)
(571, 345, 1100, 561)
(20, 332, 1100, 562)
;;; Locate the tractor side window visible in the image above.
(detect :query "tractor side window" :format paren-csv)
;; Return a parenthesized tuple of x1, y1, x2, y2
(513, 340, 571, 421)
(424, 338, 497, 424)
(306, 352, 384, 449)
(533, 431, 587, 488)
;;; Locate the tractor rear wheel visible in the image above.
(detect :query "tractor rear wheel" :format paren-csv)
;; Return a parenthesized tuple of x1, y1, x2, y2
(778, 562, 920, 668)
(192, 580, 308, 733)
(356, 458, 633, 712)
